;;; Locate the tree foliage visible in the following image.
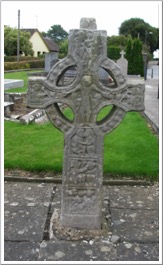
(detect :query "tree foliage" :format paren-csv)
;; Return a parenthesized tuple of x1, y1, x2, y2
(107, 35, 128, 48)
(132, 39, 144, 76)
(59, 39, 68, 58)
(125, 38, 133, 74)
(46, 25, 68, 43)
(119, 18, 159, 53)
(4, 26, 33, 56)
(107, 45, 121, 60)
(126, 38, 144, 76)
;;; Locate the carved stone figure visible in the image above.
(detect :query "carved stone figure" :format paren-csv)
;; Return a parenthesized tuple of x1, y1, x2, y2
(27, 18, 145, 229)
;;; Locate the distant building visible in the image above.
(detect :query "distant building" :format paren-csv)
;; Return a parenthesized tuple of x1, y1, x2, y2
(22, 28, 59, 57)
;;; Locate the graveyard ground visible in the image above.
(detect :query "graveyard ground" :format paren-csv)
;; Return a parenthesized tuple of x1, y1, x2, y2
(4, 71, 159, 181)
(4, 68, 159, 261)
(4, 109, 159, 181)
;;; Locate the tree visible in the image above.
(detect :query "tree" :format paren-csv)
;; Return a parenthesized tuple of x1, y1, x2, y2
(126, 38, 144, 76)
(107, 45, 121, 60)
(119, 18, 159, 54)
(132, 39, 144, 76)
(59, 39, 68, 58)
(46, 25, 68, 43)
(125, 38, 133, 74)
(107, 35, 128, 48)
(107, 35, 134, 60)
(4, 26, 33, 56)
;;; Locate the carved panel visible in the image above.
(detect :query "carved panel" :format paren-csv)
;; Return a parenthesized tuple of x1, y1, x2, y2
(64, 188, 99, 215)
(70, 127, 97, 157)
(68, 158, 97, 185)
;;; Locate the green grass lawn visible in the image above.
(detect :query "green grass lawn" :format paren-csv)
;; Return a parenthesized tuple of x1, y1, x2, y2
(4, 110, 159, 181)
(4, 70, 43, 93)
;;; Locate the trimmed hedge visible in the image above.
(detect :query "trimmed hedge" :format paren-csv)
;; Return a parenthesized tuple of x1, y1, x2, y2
(4, 56, 41, 62)
(4, 60, 44, 70)
(107, 45, 121, 60)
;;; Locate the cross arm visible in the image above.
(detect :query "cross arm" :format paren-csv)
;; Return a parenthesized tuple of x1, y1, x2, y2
(98, 78, 145, 113)
(26, 77, 53, 109)
(119, 79, 145, 112)
(26, 77, 73, 110)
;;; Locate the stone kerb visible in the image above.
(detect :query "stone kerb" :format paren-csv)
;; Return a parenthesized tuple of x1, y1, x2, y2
(27, 18, 145, 230)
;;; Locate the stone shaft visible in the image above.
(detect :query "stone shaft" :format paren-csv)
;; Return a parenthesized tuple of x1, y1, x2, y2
(61, 126, 104, 229)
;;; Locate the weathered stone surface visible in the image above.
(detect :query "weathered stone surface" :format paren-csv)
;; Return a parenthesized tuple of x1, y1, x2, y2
(4, 182, 54, 241)
(4, 242, 40, 261)
(38, 241, 117, 261)
(117, 50, 128, 78)
(4, 102, 14, 116)
(27, 18, 145, 230)
(109, 185, 159, 210)
(45, 52, 58, 72)
(117, 243, 159, 261)
(4, 181, 159, 261)
(80, 17, 97, 30)
(4, 79, 24, 90)
(111, 208, 159, 243)
(20, 109, 46, 124)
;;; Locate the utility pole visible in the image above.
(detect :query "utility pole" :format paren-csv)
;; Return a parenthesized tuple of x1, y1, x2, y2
(17, 10, 20, 63)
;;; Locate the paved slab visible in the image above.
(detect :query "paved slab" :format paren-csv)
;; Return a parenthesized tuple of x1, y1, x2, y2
(4, 242, 40, 261)
(4, 182, 54, 242)
(144, 78, 159, 133)
(117, 242, 159, 261)
(3, 181, 159, 262)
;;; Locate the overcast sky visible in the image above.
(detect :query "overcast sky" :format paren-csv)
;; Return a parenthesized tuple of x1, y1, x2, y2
(2, 1, 161, 36)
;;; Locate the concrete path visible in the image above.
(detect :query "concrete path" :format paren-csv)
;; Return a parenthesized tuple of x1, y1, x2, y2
(144, 78, 159, 134)
(4, 182, 159, 262)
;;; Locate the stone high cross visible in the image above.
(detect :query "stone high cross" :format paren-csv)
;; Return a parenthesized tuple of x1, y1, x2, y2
(27, 18, 145, 230)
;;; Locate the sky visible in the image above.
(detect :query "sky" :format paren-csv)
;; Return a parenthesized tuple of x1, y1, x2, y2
(1, 1, 161, 36)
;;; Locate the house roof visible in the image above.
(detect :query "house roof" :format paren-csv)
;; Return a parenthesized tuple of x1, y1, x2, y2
(22, 28, 38, 36)
(43, 37, 59, 52)
(22, 28, 59, 52)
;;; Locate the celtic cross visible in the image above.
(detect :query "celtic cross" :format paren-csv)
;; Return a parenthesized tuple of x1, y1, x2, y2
(120, 50, 126, 58)
(27, 18, 145, 230)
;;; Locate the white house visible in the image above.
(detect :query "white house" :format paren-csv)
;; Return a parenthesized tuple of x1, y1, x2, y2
(22, 28, 59, 57)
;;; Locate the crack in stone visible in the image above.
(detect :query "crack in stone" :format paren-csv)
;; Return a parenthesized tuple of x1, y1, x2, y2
(110, 206, 158, 211)
(4, 239, 35, 243)
(42, 185, 57, 241)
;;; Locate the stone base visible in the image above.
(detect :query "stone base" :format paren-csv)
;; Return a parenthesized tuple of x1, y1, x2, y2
(51, 208, 109, 241)
(50, 191, 110, 241)
(61, 213, 102, 230)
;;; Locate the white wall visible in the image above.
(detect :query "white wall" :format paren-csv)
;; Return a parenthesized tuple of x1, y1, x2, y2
(30, 31, 49, 57)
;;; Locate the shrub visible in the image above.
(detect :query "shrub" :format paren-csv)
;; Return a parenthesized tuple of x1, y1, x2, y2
(4, 59, 44, 70)
(107, 45, 121, 60)
(4, 56, 40, 62)
(28, 59, 44, 68)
